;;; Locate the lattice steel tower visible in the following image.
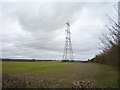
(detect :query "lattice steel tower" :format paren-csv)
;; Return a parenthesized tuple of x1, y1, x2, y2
(62, 21, 74, 61)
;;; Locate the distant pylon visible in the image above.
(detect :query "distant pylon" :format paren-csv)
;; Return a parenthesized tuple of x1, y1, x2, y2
(62, 21, 74, 61)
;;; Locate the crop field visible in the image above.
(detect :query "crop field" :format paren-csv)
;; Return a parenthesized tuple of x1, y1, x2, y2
(2, 61, 118, 88)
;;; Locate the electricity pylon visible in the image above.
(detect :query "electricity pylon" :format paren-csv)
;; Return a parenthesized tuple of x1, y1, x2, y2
(62, 21, 74, 61)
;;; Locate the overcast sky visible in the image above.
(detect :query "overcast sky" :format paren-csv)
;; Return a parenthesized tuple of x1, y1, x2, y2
(1, 2, 118, 60)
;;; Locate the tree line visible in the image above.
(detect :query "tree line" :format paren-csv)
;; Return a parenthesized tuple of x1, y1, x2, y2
(91, 4, 119, 68)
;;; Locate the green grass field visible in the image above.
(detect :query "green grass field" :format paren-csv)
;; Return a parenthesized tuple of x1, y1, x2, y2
(2, 61, 118, 88)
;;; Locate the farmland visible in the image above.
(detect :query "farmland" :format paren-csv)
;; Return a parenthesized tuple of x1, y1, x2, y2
(2, 61, 118, 88)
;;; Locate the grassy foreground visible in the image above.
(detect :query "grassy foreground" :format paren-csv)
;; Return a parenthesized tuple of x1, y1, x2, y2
(2, 61, 118, 88)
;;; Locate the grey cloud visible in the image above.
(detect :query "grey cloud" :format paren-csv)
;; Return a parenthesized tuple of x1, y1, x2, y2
(2, 2, 116, 60)
(14, 3, 84, 32)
